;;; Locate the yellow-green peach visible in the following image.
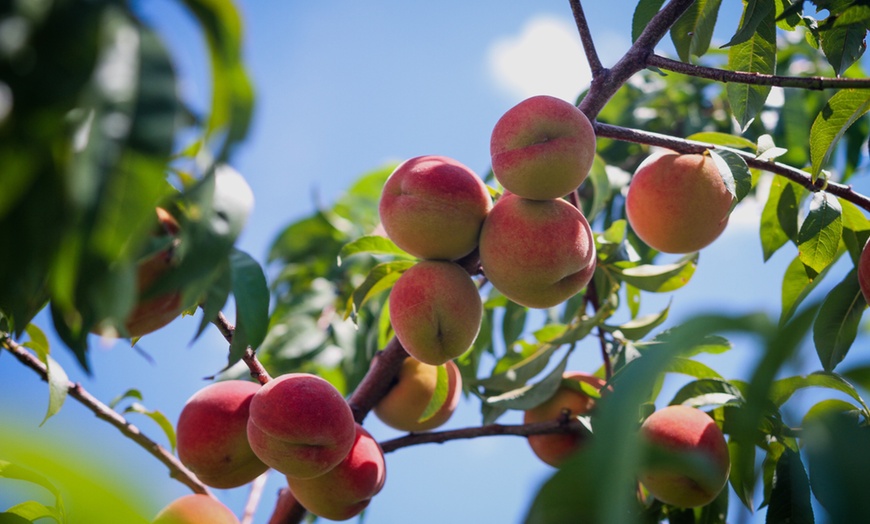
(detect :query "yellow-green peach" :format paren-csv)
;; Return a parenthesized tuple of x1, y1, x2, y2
(152, 494, 239, 524)
(625, 153, 733, 254)
(287, 424, 386, 521)
(378, 155, 492, 260)
(247, 373, 356, 479)
(639, 405, 731, 508)
(479, 194, 596, 308)
(491, 95, 596, 201)
(176, 380, 268, 489)
(374, 358, 462, 432)
(389, 260, 482, 365)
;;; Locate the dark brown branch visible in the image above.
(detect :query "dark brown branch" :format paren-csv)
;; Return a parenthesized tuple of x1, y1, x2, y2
(379, 419, 589, 454)
(347, 337, 409, 423)
(213, 311, 271, 385)
(569, 0, 604, 76)
(0, 334, 214, 497)
(648, 54, 870, 90)
(268, 488, 307, 524)
(594, 122, 870, 213)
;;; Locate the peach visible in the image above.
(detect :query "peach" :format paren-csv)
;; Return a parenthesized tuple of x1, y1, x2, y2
(638, 405, 731, 508)
(374, 358, 462, 432)
(152, 494, 239, 524)
(478, 195, 596, 308)
(378, 155, 492, 260)
(523, 372, 606, 467)
(625, 152, 733, 254)
(858, 239, 870, 304)
(490, 95, 596, 201)
(389, 260, 482, 365)
(175, 380, 268, 489)
(286, 424, 386, 521)
(247, 373, 356, 479)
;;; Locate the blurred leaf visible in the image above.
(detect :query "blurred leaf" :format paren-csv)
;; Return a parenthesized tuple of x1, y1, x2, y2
(602, 302, 669, 340)
(726, 2, 776, 131)
(729, 439, 757, 510)
(765, 448, 814, 524)
(475, 343, 560, 392)
(760, 177, 802, 261)
(802, 398, 863, 423)
(228, 249, 270, 365)
(108, 388, 144, 410)
(484, 352, 570, 411)
(338, 236, 410, 263)
(709, 149, 752, 206)
(418, 364, 449, 423)
(0, 460, 61, 499)
(813, 268, 866, 372)
(502, 300, 528, 348)
(610, 253, 698, 292)
(662, 357, 724, 382)
(670, 0, 723, 61)
(632, 0, 666, 42)
(840, 199, 870, 264)
(809, 89, 870, 179)
(22, 325, 69, 426)
(670, 378, 743, 408)
(686, 132, 757, 150)
(124, 402, 177, 452)
(584, 155, 611, 222)
(780, 253, 838, 326)
(346, 260, 415, 318)
(4, 500, 62, 523)
(797, 192, 842, 275)
(769, 371, 870, 414)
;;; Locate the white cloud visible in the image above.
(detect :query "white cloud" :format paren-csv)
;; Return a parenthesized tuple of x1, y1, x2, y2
(487, 16, 591, 103)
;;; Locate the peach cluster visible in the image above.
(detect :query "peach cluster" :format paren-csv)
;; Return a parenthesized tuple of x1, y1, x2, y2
(170, 374, 386, 522)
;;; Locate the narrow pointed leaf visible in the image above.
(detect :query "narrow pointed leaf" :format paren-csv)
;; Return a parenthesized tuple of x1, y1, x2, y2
(610, 253, 699, 292)
(632, 0, 666, 42)
(726, 3, 776, 131)
(418, 364, 449, 423)
(797, 192, 842, 275)
(813, 268, 866, 371)
(810, 89, 870, 179)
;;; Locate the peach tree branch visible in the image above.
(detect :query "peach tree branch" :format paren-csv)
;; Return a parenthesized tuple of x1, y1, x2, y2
(569, 0, 604, 76)
(0, 333, 214, 497)
(212, 311, 272, 385)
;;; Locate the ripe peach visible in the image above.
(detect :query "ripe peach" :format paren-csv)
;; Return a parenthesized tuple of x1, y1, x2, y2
(638, 405, 731, 508)
(175, 380, 268, 489)
(378, 155, 492, 260)
(286, 424, 386, 521)
(858, 239, 870, 304)
(478, 194, 596, 308)
(152, 494, 239, 524)
(625, 152, 733, 254)
(490, 95, 596, 201)
(247, 373, 356, 479)
(389, 260, 482, 365)
(374, 358, 462, 432)
(523, 372, 606, 467)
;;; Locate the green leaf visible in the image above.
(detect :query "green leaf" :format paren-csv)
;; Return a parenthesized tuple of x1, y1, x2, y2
(686, 131, 757, 150)
(797, 192, 843, 275)
(23, 325, 69, 426)
(338, 235, 411, 263)
(108, 388, 144, 410)
(502, 300, 528, 347)
(584, 155, 611, 222)
(760, 177, 802, 261)
(726, 2, 776, 131)
(669, 378, 744, 408)
(632, 0, 666, 42)
(484, 352, 570, 411)
(228, 249, 270, 365)
(475, 343, 561, 392)
(670, 0, 723, 61)
(0, 460, 61, 499)
(802, 398, 862, 423)
(5, 500, 63, 523)
(609, 253, 699, 293)
(768, 371, 870, 414)
(729, 439, 757, 510)
(663, 357, 724, 382)
(765, 448, 814, 524)
(602, 302, 669, 340)
(810, 90, 870, 179)
(813, 268, 866, 371)
(347, 260, 416, 318)
(709, 149, 752, 206)
(820, 21, 867, 77)
(418, 363, 449, 423)
(124, 402, 177, 452)
(780, 254, 837, 326)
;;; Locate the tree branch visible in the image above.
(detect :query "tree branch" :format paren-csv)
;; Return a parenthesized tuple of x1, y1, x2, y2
(212, 311, 271, 385)
(0, 334, 214, 498)
(347, 337, 409, 423)
(569, 0, 604, 77)
(241, 471, 269, 524)
(594, 122, 870, 212)
(648, 54, 870, 90)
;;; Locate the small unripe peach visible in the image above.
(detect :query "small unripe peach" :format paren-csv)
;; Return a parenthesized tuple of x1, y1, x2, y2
(491, 95, 596, 201)
(389, 260, 482, 365)
(176, 380, 268, 489)
(247, 374, 356, 479)
(374, 358, 462, 432)
(378, 155, 492, 260)
(625, 153, 733, 254)
(523, 372, 606, 467)
(287, 424, 386, 521)
(639, 405, 731, 508)
(479, 195, 596, 309)
(152, 494, 239, 524)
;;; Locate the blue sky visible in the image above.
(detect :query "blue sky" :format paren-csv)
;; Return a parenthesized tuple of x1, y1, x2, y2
(2, 1, 869, 523)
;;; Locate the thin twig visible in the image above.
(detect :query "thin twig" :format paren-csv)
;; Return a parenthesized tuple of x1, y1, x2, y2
(0, 334, 214, 497)
(648, 54, 870, 90)
(212, 311, 272, 385)
(241, 471, 269, 524)
(569, 0, 605, 76)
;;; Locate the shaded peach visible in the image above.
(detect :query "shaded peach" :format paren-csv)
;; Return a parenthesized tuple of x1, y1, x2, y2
(176, 380, 268, 489)
(374, 358, 462, 432)
(152, 494, 239, 524)
(625, 153, 733, 254)
(858, 239, 870, 304)
(247, 373, 356, 479)
(378, 155, 492, 260)
(523, 372, 606, 467)
(389, 260, 482, 365)
(287, 424, 386, 521)
(478, 195, 596, 308)
(639, 405, 731, 508)
(491, 95, 596, 201)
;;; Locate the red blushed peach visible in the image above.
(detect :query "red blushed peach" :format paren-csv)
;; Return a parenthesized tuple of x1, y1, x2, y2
(478, 195, 596, 309)
(389, 260, 482, 366)
(378, 155, 492, 260)
(523, 372, 606, 467)
(625, 152, 733, 254)
(639, 405, 731, 508)
(491, 95, 596, 201)
(374, 358, 462, 432)
(286, 424, 386, 521)
(247, 374, 356, 479)
(176, 380, 268, 489)
(858, 239, 870, 304)
(152, 494, 239, 524)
